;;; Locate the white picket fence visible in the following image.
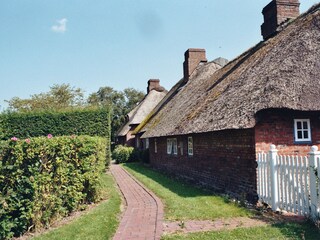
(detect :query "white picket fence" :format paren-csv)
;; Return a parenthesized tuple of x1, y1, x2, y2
(257, 145, 320, 220)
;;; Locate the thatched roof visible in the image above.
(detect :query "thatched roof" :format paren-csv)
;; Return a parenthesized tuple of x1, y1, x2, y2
(141, 3, 320, 138)
(117, 89, 167, 137)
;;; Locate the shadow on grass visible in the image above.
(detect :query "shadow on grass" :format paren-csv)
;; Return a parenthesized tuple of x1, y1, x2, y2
(123, 162, 222, 198)
(271, 221, 320, 240)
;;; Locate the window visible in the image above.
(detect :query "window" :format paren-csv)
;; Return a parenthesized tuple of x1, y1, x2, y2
(188, 137, 193, 156)
(172, 138, 178, 155)
(154, 138, 157, 153)
(145, 138, 149, 149)
(167, 138, 178, 155)
(167, 139, 172, 154)
(294, 119, 311, 142)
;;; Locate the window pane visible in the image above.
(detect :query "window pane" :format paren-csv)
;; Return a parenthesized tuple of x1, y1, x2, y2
(188, 137, 193, 156)
(173, 139, 177, 154)
(167, 139, 172, 154)
(297, 121, 302, 129)
(297, 131, 302, 139)
(303, 131, 309, 139)
(303, 121, 308, 129)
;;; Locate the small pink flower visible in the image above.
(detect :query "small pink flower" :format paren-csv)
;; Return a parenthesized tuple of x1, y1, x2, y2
(25, 138, 31, 144)
(11, 137, 18, 141)
(47, 134, 53, 139)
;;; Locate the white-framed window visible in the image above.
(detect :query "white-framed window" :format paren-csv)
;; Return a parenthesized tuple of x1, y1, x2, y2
(145, 138, 149, 149)
(294, 119, 311, 142)
(167, 139, 172, 154)
(172, 138, 178, 155)
(154, 138, 157, 153)
(167, 138, 178, 155)
(188, 136, 193, 156)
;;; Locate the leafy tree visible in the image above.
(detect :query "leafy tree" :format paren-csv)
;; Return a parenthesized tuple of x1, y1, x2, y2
(6, 84, 84, 112)
(88, 87, 144, 139)
(124, 88, 145, 111)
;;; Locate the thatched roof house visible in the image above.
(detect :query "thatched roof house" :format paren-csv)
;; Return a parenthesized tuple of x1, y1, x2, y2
(141, 2, 320, 139)
(116, 79, 167, 147)
(135, 1, 320, 202)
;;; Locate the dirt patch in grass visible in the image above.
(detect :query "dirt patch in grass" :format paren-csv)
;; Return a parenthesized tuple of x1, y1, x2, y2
(163, 212, 308, 235)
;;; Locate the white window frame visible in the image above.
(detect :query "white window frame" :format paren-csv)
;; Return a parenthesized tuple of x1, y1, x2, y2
(154, 138, 157, 153)
(294, 119, 311, 142)
(188, 136, 193, 156)
(167, 138, 178, 155)
(172, 138, 178, 155)
(167, 139, 172, 154)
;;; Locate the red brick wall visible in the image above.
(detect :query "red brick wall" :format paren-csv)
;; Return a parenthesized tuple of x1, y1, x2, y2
(255, 109, 320, 156)
(149, 129, 257, 202)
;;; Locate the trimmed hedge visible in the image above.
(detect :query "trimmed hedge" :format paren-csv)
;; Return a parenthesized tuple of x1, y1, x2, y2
(0, 136, 107, 239)
(0, 108, 111, 140)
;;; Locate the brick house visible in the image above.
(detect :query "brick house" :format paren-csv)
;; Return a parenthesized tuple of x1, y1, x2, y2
(136, 0, 320, 202)
(116, 79, 167, 148)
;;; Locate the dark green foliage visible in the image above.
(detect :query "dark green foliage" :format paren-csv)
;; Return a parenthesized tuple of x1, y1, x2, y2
(130, 149, 150, 163)
(0, 108, 111, 140)
(0, 136, 107, 239)
(112, 145, 134, 164)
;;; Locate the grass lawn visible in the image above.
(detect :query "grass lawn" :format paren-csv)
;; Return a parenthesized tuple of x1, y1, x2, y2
(32, 171, 121, 240)
(162, 222, 320, 240)
(124, 163, 320, 240)
(123, 162, 251, 221)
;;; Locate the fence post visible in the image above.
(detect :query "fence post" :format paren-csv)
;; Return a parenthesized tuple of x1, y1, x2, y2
(269, 144, 279, 211)
(309, 145, 319, 220)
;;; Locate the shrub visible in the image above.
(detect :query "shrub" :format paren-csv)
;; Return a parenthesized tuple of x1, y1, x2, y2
(0, 107, 111, 140)
(112, 145, 134, 164)
(0, 135, 107, 239)
(130, 149, 150, 163)
(0, 107, 112, 167)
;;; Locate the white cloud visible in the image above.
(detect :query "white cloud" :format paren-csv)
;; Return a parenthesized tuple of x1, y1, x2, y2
(51, 18, 67, 33)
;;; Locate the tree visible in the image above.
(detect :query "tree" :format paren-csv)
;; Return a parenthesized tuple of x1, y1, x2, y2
(123, 88, 145, 112)
(88, 87, 144, 139)
(6, 84, 84, 112)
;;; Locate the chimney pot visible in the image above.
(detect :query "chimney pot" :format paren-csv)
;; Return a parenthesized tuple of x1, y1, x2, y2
(261, 0, 300, 40)
(183, 48, 207, 80)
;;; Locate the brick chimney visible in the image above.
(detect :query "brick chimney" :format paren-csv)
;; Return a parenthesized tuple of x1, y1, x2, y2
(147, 79, 160, 93)
(183, 48, 207, 80)
(261, 0, 300, 40)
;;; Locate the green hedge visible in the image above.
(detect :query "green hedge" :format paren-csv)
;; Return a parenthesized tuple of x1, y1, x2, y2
(112, 145, 134, 164)
(0, 108, 111, 140)
(0, 136, 107, 239)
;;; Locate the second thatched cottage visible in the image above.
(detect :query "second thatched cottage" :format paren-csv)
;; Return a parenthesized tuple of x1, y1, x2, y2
(116, 79, 167, 148)
(136, 0, 320, 202)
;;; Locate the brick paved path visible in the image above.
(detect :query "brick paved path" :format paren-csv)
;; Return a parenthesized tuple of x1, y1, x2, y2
(110, 164, 163, 240)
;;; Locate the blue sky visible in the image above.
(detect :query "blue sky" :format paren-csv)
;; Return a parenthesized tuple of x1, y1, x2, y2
(0, 0, 317, 110)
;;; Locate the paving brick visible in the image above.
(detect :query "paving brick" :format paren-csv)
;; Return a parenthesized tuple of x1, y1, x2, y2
(111, 164, 163, 240)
